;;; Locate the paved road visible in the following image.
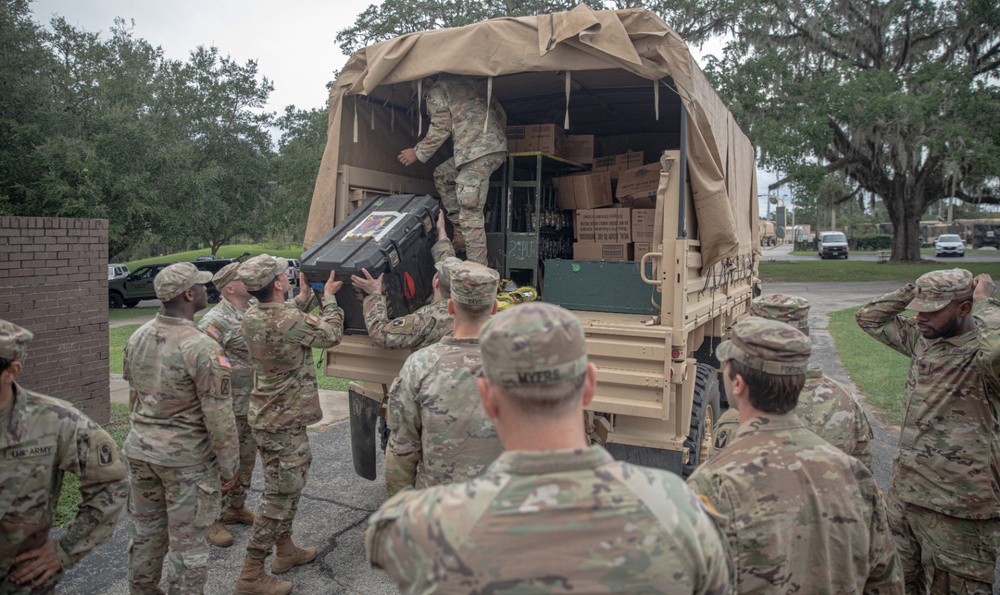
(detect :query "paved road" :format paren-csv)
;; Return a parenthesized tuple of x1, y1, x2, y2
(68, 258, 994, 593)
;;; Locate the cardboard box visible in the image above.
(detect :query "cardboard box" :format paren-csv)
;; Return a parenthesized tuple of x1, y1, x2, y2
(631, 209, 656, 242)
(565, 135, 597, 165)
(633, 242, 652, 260)
(574, 208, 631, 242)
(506, 124, 565, 157)
(573, 242, 633, 262)
(593, 151, 644, 179)
(616, 163, 662, 207)
(553, 171, 612, 210)
(505, 125, 527, 152)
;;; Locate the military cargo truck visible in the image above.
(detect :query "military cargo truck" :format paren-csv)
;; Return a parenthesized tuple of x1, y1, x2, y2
(304, 6, 761, 478)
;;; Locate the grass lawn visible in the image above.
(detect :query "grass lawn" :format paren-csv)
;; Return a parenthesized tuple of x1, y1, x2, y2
(760, 260, 1000, 282)
(827, 306, 909, 425)
(54, 403, 131, 527)
(124, 244, 304, 270)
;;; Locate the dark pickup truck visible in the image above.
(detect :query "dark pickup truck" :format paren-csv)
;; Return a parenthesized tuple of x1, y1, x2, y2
(108, 254, 248, 308)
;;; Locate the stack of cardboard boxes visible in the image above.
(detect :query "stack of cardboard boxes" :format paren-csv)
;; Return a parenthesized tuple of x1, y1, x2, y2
(506, 123, 663, 262)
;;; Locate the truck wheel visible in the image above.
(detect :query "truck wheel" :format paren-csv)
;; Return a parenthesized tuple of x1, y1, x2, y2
(124, 299, 140, 308)
(682, 363, 721, 478)
(378, 415, 390, 452)
(109, 292, 124, 309)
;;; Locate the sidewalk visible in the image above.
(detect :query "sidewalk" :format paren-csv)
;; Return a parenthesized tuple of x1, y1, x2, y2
(109, 374, 352, 428)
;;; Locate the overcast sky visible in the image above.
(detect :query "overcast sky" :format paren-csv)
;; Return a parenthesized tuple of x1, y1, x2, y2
(29, 1, 783, 212)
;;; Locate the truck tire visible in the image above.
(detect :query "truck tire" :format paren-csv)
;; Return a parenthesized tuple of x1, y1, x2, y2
(682, 362, 722, 478)
(109, 292, 124, 309)
(124, 299, 140, 308)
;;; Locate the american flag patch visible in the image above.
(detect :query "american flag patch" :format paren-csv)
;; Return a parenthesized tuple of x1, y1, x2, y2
(217, 355, 232, 369)
(307, 315, 319, 324)
(206, 325, 222, 340)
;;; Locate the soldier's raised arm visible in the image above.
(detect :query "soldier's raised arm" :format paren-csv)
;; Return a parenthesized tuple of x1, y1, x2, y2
(286, 271, 343, 350)
(971, 274, 1000, 388)
(855, 283, 921, 357)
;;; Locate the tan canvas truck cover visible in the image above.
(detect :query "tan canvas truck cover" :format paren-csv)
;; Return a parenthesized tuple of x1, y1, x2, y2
(305, 3, 760, 270)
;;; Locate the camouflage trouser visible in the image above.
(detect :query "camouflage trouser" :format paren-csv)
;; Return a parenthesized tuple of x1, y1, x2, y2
(246, 427, 312, 559)
(221, 414, 256, 511)
(0, 572, 59, 594)
(433, 151, 505, 265)
(127, 458, 221, 595)
(887, 493, 1000, 594)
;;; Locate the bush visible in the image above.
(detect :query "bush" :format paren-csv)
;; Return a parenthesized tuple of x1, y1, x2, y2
(851, 234, 892, 251)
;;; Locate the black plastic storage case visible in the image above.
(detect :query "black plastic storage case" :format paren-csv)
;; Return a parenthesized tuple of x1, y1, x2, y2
(301, 194, 440, 334)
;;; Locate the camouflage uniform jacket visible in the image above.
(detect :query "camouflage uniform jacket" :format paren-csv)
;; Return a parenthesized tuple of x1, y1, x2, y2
(123, 313, 239, 478)
(0, 384, 127, 578)
(415, 75, 507, 167)
(198, 297, 254, 416)
(856, 288, 1000, 519)
(367, 446, 732, 594)
(713, 366, 874, 467)
(688, 413, 902, 594)
(242, 295, 343, 430)
(384, 335, 502, 496)
(364, 239, 456, 351)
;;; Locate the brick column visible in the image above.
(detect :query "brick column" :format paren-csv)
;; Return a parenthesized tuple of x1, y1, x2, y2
(0, 217, 111, 423)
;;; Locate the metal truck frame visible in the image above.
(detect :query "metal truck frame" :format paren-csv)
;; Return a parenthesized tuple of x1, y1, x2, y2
(303, 6, 760, 478)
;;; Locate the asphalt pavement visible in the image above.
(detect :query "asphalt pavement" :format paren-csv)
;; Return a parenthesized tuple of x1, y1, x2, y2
(64, 246, 1000, 593)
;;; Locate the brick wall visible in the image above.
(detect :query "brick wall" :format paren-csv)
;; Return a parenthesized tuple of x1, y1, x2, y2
(0, 217, 110, 423)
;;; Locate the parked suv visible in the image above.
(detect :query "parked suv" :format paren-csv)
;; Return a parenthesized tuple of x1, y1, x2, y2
(108, 253, 249, 308)
(817, 231, 849, 259)
(109, 263, 172, 308)
(934, 234, 965, 257)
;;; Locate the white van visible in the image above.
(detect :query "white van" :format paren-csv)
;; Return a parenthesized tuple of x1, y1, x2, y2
(818, 231, 849, 259)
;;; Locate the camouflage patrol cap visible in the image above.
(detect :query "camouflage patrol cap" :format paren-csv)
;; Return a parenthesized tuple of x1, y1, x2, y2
(0, 319, 33, 362)
(154, 262, 213, 302)
(906, 268, 974, 313)
(435, 257, 462, 291)
(750, 294, 811, 331)
(212, 261, 242, 290)
(717, 316, 811, 375)
(237, 254, 288, 291)
(450, 262, 499, 306)
(480, 302, 587, 387)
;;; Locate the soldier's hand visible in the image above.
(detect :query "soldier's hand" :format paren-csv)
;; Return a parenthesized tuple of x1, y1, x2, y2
(972, 274, 996, 301)
(10, 538, 61, 588)
(351, 268, 384, 295)
(324, 270, 344, 297)
(398, 148, 418, 166)
(221, 475, 238, 493)
(295, 273, 313, 306)
(436, 210, 448, 241)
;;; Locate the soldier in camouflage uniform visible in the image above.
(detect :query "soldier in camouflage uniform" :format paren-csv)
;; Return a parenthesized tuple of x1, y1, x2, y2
(383, 261, 503, 496)
(398, 74, 507, 265)
(856, 269, 1000, 594)
(353, 211, 459, 351)
(367, 302, 731, 594)
(0, 320, 127, 594)
(713, 294, 874, 467)
(197, 262, 258, 547)
(688, 317, 902, 594)
(234, 255, 343, 595)
(123, 262, 240, 594)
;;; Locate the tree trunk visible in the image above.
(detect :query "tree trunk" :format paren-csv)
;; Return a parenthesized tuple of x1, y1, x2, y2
(884, 188, 923, 262)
